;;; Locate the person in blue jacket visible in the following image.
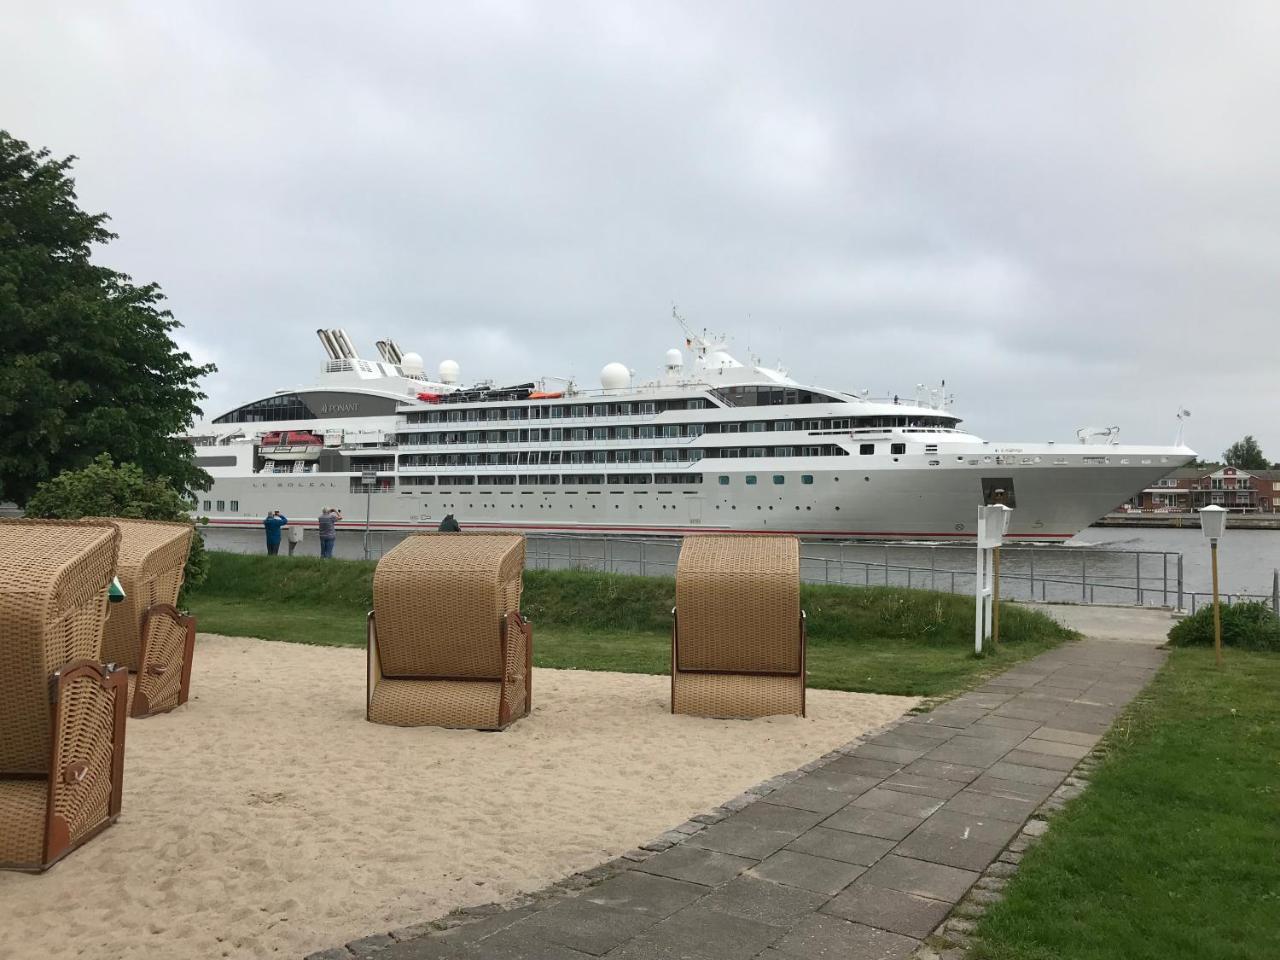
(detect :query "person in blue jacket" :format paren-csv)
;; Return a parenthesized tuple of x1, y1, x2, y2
(263, 510, 288, 555)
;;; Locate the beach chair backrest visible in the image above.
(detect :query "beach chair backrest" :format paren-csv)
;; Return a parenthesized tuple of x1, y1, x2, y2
(675, 535, 801, 674)
(88, 518, 194, 670)
(0, 519, 120, 773)
(372, 533, 524, 679)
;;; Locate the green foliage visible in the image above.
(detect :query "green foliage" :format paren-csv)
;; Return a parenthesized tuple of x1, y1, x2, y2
(973, 649, 1280, 960)
(1167, 600, 1280, 652)
(25, 453, 209, 588)
(0, 130, 215, 504)
(1222, 435, 1268, 471)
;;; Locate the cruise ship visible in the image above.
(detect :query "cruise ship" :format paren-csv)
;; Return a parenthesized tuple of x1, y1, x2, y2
(187, 327, 1195, 541)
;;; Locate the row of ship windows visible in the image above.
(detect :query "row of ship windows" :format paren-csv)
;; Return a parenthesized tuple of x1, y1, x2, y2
(392, 444, 851, 469)
(395, 473, 818, 487)
(400, 421, 941, 442)
(202, 500, 240, 512)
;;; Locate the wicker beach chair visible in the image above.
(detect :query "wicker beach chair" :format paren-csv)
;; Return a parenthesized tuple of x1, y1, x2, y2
(672, 535, 807, 718)
(89, 518, 197, 718)
(0, 519, 129, 872)
(367, 533, 532, 730)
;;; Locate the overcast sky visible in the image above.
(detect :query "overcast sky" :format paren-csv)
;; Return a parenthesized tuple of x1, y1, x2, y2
(4, 1, 1278, 460)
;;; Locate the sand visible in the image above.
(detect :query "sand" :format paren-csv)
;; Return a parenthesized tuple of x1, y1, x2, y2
(0, 634, 916, 960)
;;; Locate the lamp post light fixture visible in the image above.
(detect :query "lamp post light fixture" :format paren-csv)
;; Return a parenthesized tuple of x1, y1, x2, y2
(1199, 505, 1228, 666)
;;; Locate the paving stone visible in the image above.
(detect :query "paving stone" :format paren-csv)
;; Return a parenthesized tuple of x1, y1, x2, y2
(881, 773, 965, 800)
(966, 775, 1055, 804)
(762, 779, 872, 815)
(972, 715, 1042, 733)
(305, 950, 353, 960)
(912, 810, 1023, 848)
(750, 849, 868, 895)
(1002, 749, 1078, 772)
(851, 788, 946, 820)
(825, 756, 907, 779)
(853, 744, 928, 764)
(1022, 819, 1051, 838)
(893, 831, 1004, 873)
(697, 875, 828, 926)
(579, 870, 707, 917)
(821, 880, 953, 939)
(439, 929, 598, 959)
(986, 860, 1018, 877)
(942, 790, 1038, 824)
(734, 802, 826, 832)
(633, 845, 757, 886)
(986, 762, 1068, 787)
(822, 806, 923, 841)
(767, 914, 919, 959)
(967, 888, 1004, 906)
(950, 723, 1027, 744)
(859, 855, 979, 903)
(686, 821, 804, 860)
(1018, 737, 1092, 759)
(786, 825, 897, 866)
(899, 721, 960, 741)
(900, 760, 984, 784)
(801, 769, 885, 795)
(922, 739, 1014, 767)
(603, 904, 785, 960)
(868, 731, 945, 752)
(515, 899, 667, 955)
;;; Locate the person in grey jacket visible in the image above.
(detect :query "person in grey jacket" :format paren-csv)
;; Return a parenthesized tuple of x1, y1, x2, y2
(318, 507, 342, 558)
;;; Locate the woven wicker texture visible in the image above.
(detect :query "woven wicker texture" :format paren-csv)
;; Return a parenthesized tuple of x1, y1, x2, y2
(674, 535, 801, 673)
(89, 518, 193, 670)
(0, 520, 119, 774)
(134, 611, 191, 714)
(49, 670, 120, 850)
(368, 679, 504, 728)
(0, 781, 46, 865)
(372, 533, 524, 678)
(671, 672, 805, 719)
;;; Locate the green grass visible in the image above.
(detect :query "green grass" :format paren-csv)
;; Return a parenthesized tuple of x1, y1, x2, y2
(971, 648, 1280, 960)
(186, 552, 1076, 697)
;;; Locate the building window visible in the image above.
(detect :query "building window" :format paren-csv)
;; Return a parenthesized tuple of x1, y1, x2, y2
(719, 475, 730, 485)
(860, 444, 874, 455)
(229, 500, 239, 511)
(746, 475, 758, 485)
(891, 443, 906, 455)
(801, 475, 813, 485)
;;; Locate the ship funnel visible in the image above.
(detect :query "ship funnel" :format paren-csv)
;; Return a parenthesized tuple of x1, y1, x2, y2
(332, 328, 359, 360)
(374, 340, 390, 362)
(316, 329, 341, 360)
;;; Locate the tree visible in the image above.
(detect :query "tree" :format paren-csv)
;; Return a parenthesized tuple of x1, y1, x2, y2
(24, 453, 208, 589)
(1222, 435, 1268, 471)
(0, 130, 215, 505)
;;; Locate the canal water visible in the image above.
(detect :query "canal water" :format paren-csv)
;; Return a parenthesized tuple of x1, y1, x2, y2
(201, 524, 1280, 604)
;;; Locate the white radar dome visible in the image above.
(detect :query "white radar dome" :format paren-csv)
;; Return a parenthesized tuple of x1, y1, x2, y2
(400, 352, 424, 375)
(665, 348, 683, 369)
(438, 359, 460, 384)
(600, 362, 631, 390)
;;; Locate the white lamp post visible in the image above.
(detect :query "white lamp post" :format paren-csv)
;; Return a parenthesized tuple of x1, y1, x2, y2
(1199, 505, 1228, 666)
(975, 504, 1013, 654)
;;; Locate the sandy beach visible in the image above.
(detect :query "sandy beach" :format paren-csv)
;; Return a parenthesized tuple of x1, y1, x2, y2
(0, 634, 916, 960)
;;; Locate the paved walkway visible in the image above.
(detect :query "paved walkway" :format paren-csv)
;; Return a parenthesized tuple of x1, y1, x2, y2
(323, 626, 1168, 960)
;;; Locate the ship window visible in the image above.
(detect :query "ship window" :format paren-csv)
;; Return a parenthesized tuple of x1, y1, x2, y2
(746, 475, 758, 485)
(801, 475, 813, 485)
(860, 444, 874, 455)
(202, 500, 211, 511)
(718, 475, 730, 485)
(638, 425, 655, 439)
(216, 500, 225, 511)
(747, 422, 767, 432)
(687, 398, 705, 410)
(772, 475, 784, 485)
(663, 425, 680, 438)
(638, 402, 656, 415)
(229, 500, 239, 511)
(891, 443, 906, 455)
(592, 404, 607, 417)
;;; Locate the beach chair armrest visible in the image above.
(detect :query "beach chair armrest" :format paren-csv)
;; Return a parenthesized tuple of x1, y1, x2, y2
(44, 660, 128, 867)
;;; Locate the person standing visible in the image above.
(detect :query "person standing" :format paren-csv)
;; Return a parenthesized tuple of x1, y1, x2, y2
(263, 510, 288, 555)
(287, 522, 304, 556)
(318, 506, 341, 558)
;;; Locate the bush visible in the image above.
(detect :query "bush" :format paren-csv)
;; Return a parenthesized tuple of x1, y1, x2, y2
(24, 453, 208, 590)
(1168, 601, 1280, 652)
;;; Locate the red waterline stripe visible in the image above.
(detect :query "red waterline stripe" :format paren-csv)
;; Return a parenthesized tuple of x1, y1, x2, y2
(201, 517, 1073, 539)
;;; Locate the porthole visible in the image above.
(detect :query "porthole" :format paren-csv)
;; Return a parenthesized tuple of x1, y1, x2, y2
(864, 477, 870, 482)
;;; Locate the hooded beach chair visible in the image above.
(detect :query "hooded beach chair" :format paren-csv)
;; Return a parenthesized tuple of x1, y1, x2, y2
(367, 533, 532, 730)
(0, 519, 129, 872)
(672, 534, 807, 718)
(90, 518, 197, 718)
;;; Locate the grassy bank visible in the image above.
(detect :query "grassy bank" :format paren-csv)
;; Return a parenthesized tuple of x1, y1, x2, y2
(972, 648, 1280, 960)
(187, 552, 1076, 697)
